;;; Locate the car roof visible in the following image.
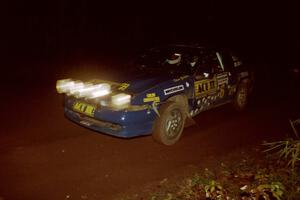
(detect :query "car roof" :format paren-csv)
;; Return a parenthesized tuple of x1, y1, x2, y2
(167, 43, 206, 49)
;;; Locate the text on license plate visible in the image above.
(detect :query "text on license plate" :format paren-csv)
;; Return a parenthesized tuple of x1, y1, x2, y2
(73, 102, 96, 117)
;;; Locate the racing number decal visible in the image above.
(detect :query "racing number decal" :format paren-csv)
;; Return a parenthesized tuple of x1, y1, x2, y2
(216, 73, 229, 98)
(218, 85, 225, 98)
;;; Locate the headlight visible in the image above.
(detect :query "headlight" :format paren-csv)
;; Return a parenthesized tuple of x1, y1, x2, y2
(56, 79, 85, 94)
(68, 81, 84, 95)
(56, 79, 111, 98)
(74, 83, 94, 98)
(111, 93, 131, 108)
(56, 79, 75, 93)
(88, 83, 111, 98)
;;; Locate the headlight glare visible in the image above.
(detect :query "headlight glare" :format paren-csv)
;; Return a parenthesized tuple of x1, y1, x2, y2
(75, 83, 94, 98)
(68, 81, 84, 95)
(56, 79, 75, 93)
(56, 79, 111, 98)
(112, 93, 131, 107)
(89, 83, 111, 98)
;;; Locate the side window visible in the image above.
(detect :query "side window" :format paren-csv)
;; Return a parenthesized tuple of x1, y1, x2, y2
(187, 55, 200, 74)
(219, 51, 235, 71)
(197, 51, 224, 76)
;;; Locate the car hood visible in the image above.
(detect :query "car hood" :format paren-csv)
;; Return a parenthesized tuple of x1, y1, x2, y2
(101, 69, 175, 94)
(119, 75, 171, 93)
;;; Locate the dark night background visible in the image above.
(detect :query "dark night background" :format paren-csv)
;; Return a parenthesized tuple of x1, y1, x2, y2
(1, 1, 299, 87)
(1, 2, 300, 199)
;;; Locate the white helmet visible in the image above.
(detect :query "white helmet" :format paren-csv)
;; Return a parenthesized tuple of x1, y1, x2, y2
(166, 53, 182, 65)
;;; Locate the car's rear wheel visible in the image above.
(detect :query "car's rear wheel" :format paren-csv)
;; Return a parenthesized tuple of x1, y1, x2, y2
(153, 102, 186, 145)
(233, 82, 248, 111)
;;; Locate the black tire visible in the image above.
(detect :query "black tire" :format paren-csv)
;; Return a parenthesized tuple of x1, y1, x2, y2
(153, 102, 186, 145)
(233, 82, 248, 111)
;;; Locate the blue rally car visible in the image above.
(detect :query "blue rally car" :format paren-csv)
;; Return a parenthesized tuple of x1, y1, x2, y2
(56, 44, 254, 145)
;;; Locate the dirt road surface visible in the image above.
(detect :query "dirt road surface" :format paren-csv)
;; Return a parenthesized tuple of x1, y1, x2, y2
(1, 80, 299, 200)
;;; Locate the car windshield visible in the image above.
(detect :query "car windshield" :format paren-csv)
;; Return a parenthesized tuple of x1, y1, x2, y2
(132, 45, 196, 75)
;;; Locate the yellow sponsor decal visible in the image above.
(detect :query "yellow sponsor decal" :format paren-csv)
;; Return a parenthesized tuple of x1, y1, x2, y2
(194, 77, 217, 98)
(73, 102, 96, 117)
(118, 83, 130, 91)
(147, 93, 156, 98)
(143, 93, 160, 103)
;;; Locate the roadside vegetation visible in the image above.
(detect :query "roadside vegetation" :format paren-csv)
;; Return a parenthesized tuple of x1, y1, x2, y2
(120, 118, 300, 200)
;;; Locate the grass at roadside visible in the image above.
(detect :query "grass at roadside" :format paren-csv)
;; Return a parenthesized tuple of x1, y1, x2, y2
(118, 145, 300, 200)
(118, 118, 300, 200)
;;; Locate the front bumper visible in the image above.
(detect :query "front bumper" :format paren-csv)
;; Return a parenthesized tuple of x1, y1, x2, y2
(64, 98, 157, 138)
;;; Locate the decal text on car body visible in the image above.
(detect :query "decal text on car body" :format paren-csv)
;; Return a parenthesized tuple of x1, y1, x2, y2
(118, 83, 130, 91)
(164, 85, 184, 95)
(217, 73, 229, 86)
(173, 75, 189, 82)
(143, 93, 160, 103)
(218, 85, 226, 98)
(73, 102, 95, 117)
(194, 78, 217, 98)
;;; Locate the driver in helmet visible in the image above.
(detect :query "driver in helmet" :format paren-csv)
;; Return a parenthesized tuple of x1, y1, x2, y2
(166, 53, 182, 66)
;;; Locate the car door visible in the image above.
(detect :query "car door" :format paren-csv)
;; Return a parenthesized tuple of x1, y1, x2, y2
(217, 50, 240, 98)
(191, 50, 230, 114)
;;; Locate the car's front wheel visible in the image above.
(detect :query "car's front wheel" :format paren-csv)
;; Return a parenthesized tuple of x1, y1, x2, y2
(153, 102, 186, 145)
